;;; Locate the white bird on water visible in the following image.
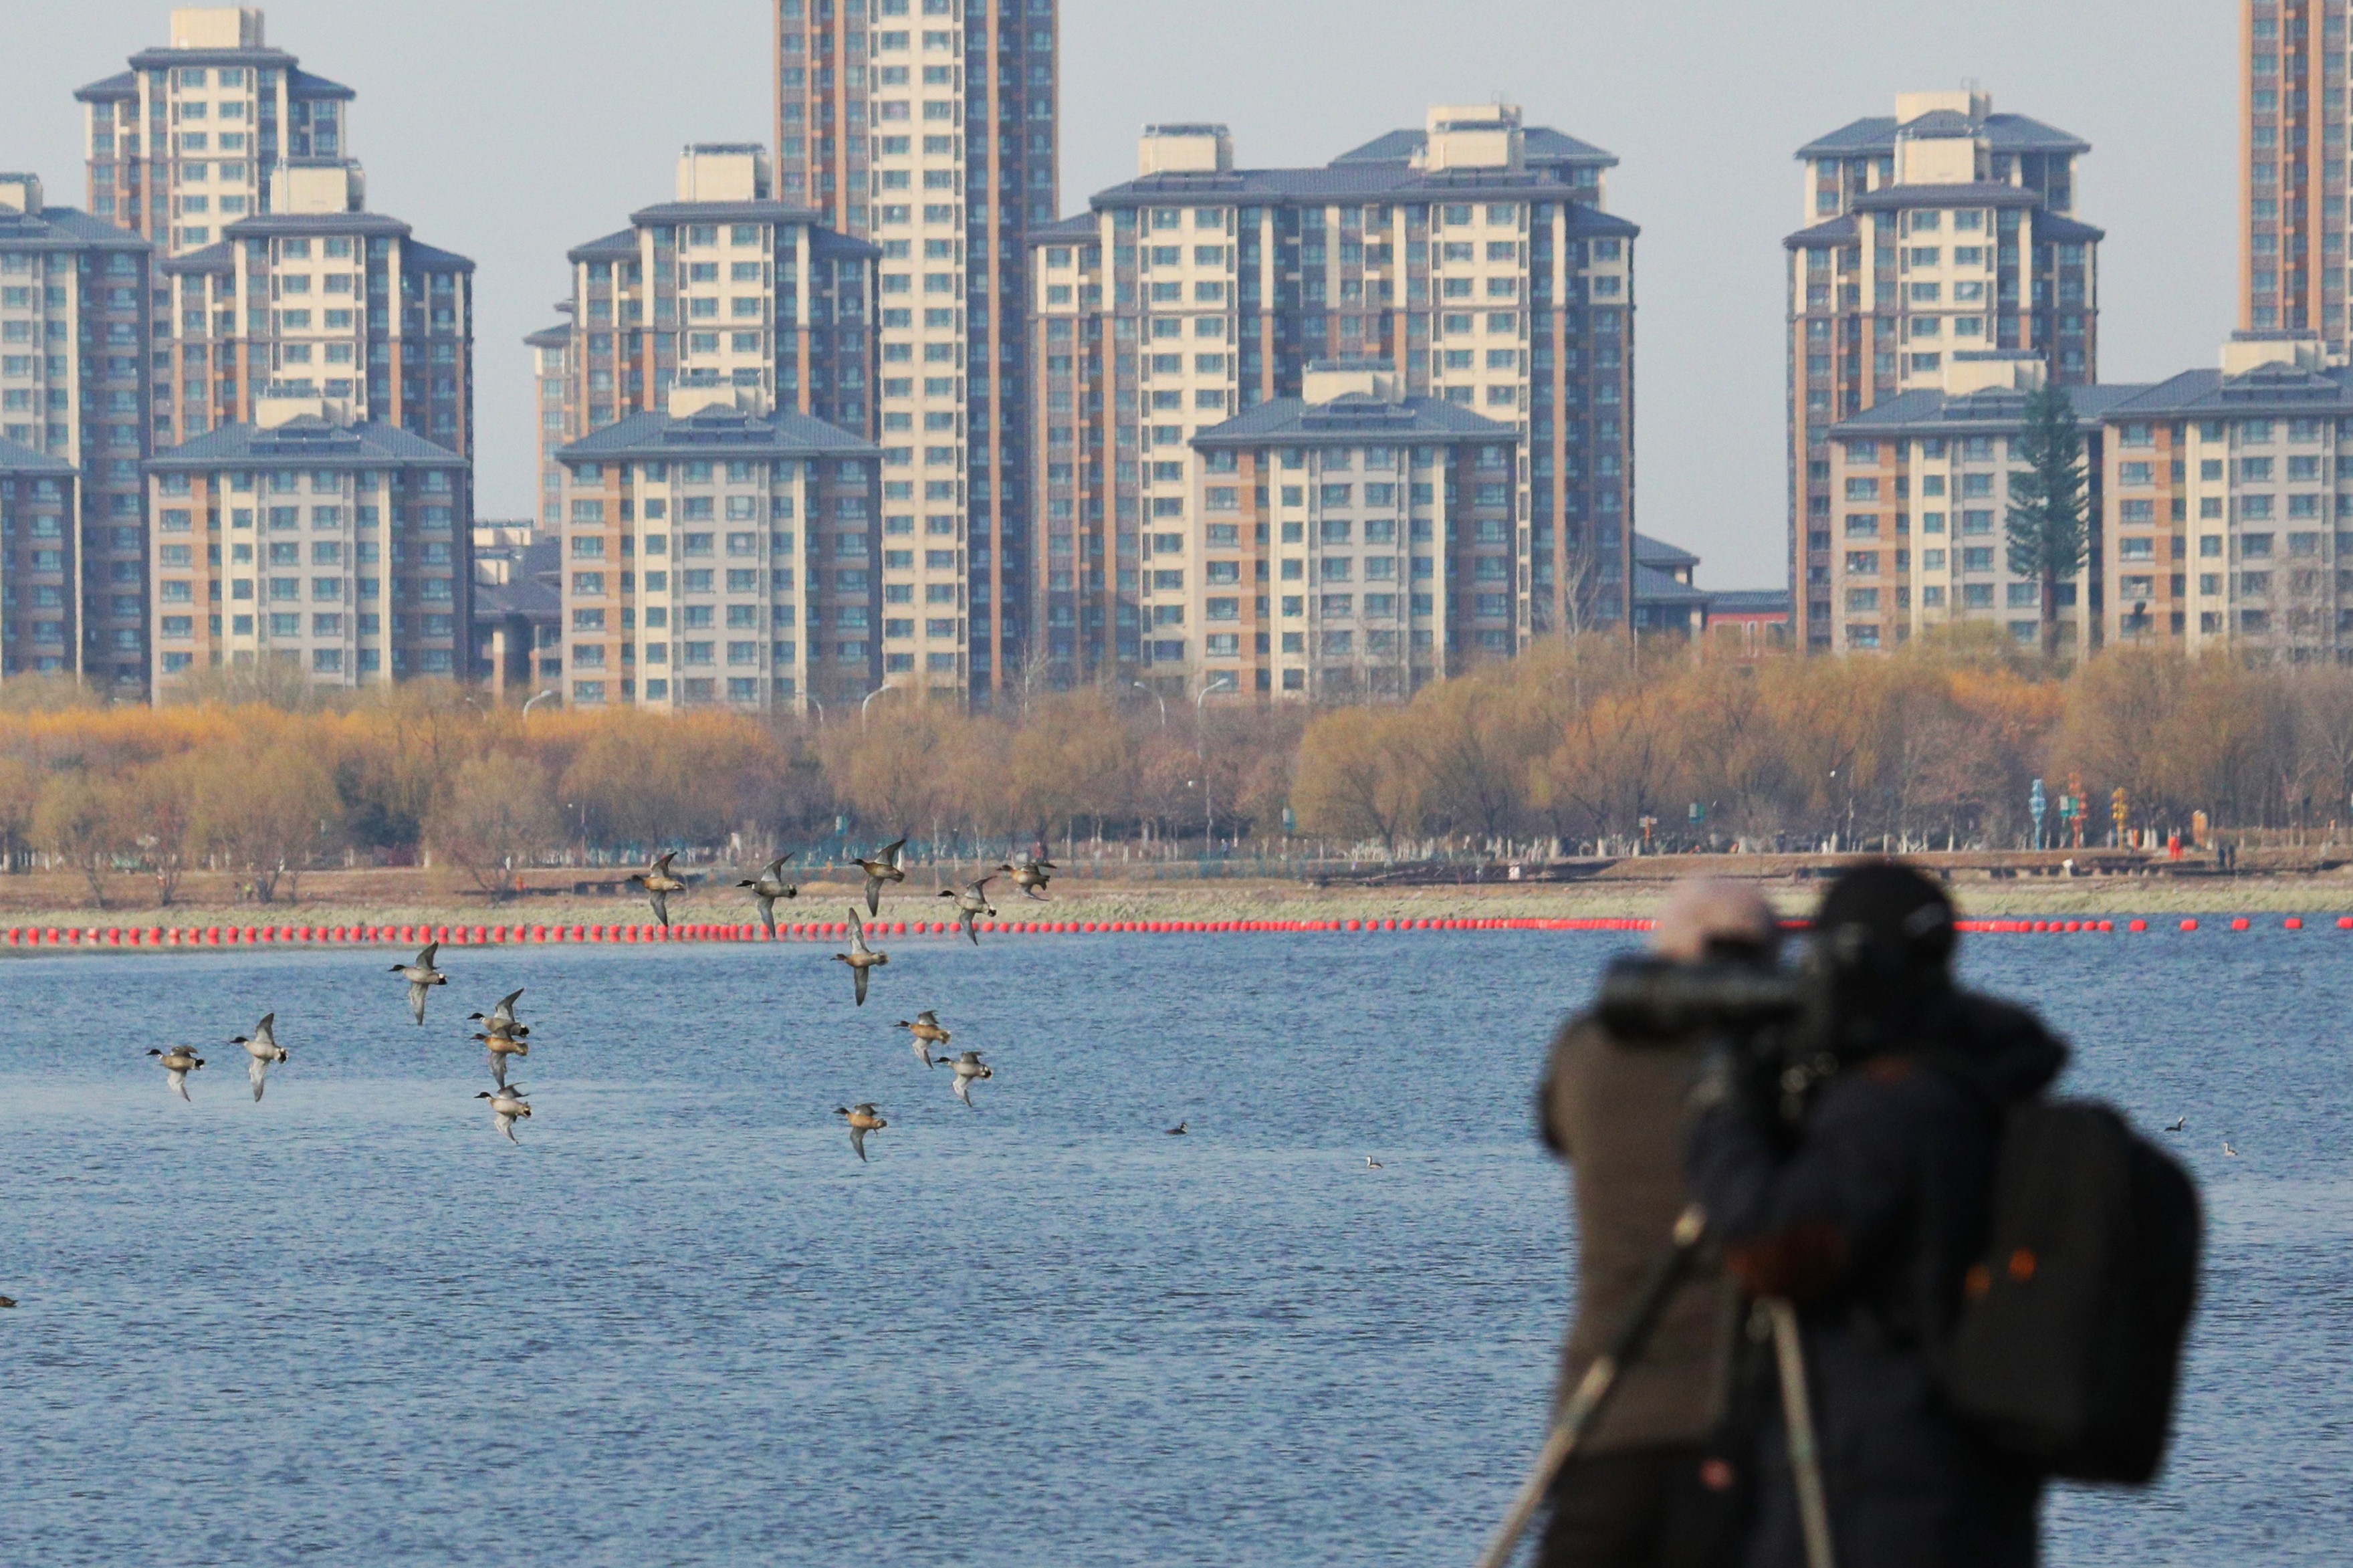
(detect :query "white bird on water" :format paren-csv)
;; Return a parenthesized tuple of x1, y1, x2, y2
(2223, 1141, 2241, 1158)
(1365, 1156, 1383, 1169)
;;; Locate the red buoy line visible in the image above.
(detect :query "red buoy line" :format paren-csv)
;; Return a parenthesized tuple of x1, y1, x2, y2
(0, 911, 2343, 951)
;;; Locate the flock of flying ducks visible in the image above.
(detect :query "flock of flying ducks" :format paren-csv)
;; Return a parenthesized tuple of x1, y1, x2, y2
(138, 841, 1094, 1163)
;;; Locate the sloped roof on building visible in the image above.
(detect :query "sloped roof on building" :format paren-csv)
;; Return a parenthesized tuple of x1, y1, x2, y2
(1709, 589, 1793, 617)
(1783, 213, 1860, 249)
(1830, 378, 2154, 435)
(475, 566, 560, 624)
(148, 416, 467, 467)
(0, 435, 76, 474)
(1847, 181, 2044, 211)
(1634, 562, 1710, 606)
(1026, 213, 1099, 245)
(0, 201, 150, 251)
(556, 403, 879, 461)
(2106, 361, 2353, 417)
(1090, 160, 1638, 232)
(566, 227, 638, 263)
(160, 240, 235, 274)
(1797, 112, 2089, 158)
(74, 70, 139, 102)
(1634, 532, 1698, 569)
(524, 322, 570, 349)
(1192, 394, 1519, 447)
(1330, 124, 1619, 170)
(627, 199, 825, 227)
(2035, 214, 2108, 244)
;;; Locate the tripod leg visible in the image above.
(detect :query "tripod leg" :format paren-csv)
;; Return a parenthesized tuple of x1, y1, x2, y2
(1767, 1298, 1836, 1568)
(1471, 1206, 1707, 1568)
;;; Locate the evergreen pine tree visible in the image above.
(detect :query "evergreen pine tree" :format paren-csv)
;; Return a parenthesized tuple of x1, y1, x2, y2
(2003, 382, 2089, 662)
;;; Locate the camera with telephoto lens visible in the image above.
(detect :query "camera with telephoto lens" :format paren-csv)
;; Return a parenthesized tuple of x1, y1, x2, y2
(1596, 954, 1847, 1128)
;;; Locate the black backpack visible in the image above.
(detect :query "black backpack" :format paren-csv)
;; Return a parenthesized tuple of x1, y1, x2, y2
(1940, 1099, 2202, 1484)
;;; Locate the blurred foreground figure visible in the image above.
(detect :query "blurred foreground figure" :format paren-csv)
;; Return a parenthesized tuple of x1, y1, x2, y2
(1534, 877, 1778, 1567)
(1688, 863, 2059, 1568)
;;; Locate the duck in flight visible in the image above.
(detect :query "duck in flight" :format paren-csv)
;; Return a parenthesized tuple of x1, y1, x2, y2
(630, 851, 688, 929)
(467, 989, 528, 1040)
(231, 1013, 287, 1102)
(895, 1010, 951, 1067)
(1000, 855, 1055, 903)
(937, 874, 998, 945)
(855, 838, 908, 917)
(834, 1103, 887, 1162)
(475, 1028, 529, 1089)
(391, 942, 447, 1026)
(146, 1044, 205, 1101)
(739, 855, 800, 935)
(833, 908, 889, 1006)
(945, 1050, 994, 1109)
(475, 1084, 532, 1143)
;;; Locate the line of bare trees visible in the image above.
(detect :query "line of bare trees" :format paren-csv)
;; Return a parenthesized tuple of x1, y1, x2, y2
(4, 625, 2351, 907)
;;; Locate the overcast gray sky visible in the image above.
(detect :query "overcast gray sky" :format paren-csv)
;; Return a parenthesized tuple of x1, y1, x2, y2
(8, 1, 2237, 588)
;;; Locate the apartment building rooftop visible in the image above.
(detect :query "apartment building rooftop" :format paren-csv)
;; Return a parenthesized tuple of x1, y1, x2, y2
(556, 401, 879, 460)
(1797, 110, 2089, 158)
(148, 413, 464, 465)
(1331, 123, 1619, 172)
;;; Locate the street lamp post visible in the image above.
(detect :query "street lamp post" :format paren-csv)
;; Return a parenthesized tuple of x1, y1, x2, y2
(1132, 680, 1167, 730)
(521, 687, 558, 720)
(1196, 673, 1235, 848)
(806, 694, 826, 727)
(861, 686, 897, 730)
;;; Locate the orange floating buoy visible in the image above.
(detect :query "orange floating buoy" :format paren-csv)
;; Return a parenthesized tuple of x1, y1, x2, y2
(2285, 917, 2304, 931)
(2231, 917, 2251, 931)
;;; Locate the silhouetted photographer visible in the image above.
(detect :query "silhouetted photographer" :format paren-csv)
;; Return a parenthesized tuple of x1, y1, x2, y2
(1488, 863, 2200, 1568)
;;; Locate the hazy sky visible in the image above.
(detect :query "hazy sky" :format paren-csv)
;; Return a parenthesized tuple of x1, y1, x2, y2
(7, 1, 2238, 588)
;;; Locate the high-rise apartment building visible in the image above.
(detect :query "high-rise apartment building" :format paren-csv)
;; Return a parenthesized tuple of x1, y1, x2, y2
(2240, 2, 2350, 340)
(543, 144, 875, 486)
(1177, 359, 1521, 701)
(76, 7, 354, 259)
(1823, 352, 2131, 655)
(552, 395, 883, 713)
(526, 321, 571, 529)
(1788, 91, 2101, 651)
(1029, 108, 1637, 695)
(0, 173, 158, 695)
(0, 435, 81, 680)
(144, 398, 472, 698)
(155, 160, 475, 457)
(2096, 334, 2352, 660)
(776, 0, 1056, 705)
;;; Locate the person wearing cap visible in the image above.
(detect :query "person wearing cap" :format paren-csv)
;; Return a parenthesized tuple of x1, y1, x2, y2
(1532, 877, 1780, 1567)
(1687, 861, 2066, 1568)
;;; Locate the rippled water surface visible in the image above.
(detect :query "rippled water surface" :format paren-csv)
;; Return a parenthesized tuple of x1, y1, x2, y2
(1, 925, 2346, 1565)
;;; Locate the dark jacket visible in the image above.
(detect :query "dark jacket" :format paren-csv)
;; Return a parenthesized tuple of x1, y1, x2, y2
(1686, 988, 2067, 1568)
(1539, 1014, 1736, 1454)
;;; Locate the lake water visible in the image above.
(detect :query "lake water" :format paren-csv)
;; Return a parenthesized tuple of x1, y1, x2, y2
(1, 926, 2345, 1565)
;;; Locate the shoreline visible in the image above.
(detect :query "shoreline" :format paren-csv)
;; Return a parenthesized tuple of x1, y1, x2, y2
(3, 867, 2350, 951)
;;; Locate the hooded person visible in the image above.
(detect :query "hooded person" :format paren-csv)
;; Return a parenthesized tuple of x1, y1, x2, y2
(1687, 861, 2065, 1568)
(1533, 877, 1783, 1568)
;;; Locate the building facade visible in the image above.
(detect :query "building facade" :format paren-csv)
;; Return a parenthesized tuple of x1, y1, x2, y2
(2240, 1, 2350, 340)
(1789, 91, 2102, 651)
(0, 435, 80, 679)
(552, 393, 883, 713)
(543, 144, 877, 520)
(2097, 334, 2353, 661)
(776, 0, 1056, 704)
(1824, 352, 2131, 655)
(1, 173, 159, 695)
(1167, 360, 1519, 701)
(76, 6, 354, 258)
(143, 399, 472, 698)
(1030, 108, 1638, 695)
(156, 160, 475, 457)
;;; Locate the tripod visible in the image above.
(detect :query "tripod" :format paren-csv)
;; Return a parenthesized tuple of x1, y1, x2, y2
(1472, 1205, 1836, 1568)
